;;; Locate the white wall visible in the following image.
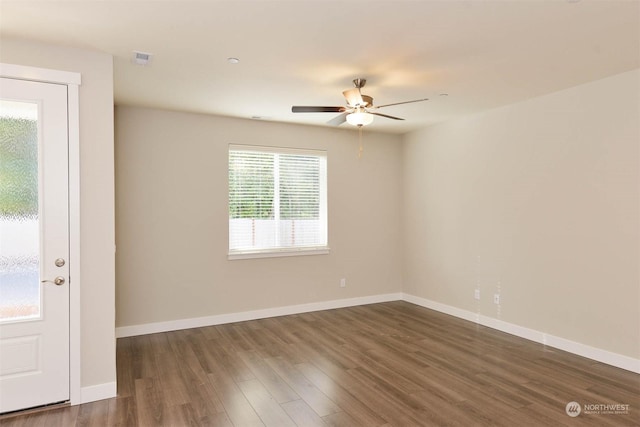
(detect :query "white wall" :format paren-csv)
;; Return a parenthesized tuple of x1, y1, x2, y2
(0, 38, 116, 393)
(403, 69, 640, 359)
(115, 106, 403, 328)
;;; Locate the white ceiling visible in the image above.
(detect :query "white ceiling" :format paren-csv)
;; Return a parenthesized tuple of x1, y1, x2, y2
(1, 0, 638, 134)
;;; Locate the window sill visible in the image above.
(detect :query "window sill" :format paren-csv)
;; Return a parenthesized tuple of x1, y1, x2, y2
(228, 247, 330, 260)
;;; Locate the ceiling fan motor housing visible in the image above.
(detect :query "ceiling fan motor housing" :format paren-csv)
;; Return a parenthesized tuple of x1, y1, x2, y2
(353, 78, 366, 89)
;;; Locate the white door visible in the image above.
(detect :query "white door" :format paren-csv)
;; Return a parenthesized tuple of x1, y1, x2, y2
(0, 77, 70, 413)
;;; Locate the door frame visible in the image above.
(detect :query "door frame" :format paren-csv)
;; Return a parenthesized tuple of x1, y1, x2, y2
(0, 63, 81, 406)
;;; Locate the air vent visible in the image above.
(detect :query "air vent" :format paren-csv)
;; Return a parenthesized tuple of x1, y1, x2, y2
(132, 51, 152, 66)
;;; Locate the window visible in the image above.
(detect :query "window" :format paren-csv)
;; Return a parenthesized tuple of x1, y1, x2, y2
(228, 145, 328, 259)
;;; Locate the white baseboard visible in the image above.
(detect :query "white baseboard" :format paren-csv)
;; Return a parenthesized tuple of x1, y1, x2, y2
(401, 293, 640, 374)
(114, 291, 639, 374)
(115, 293, 403, 338)
(79, 382, 117, 404)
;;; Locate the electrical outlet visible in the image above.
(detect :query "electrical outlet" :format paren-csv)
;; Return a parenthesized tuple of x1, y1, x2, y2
(340, 278, 346, 288)
(474, 289, 480, 300)
(494, 294, 500, 305)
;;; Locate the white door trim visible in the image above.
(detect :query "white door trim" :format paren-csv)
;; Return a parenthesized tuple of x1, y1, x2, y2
(0, 63, 82, 406)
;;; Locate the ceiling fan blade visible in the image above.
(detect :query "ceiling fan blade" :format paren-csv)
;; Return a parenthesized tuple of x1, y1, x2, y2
(375, 98, 429, 108)
(327, 112, 348, 126)
(370, 111, 405, 121)
(342, 88, 364, 107)
(292, 106, 345, 113)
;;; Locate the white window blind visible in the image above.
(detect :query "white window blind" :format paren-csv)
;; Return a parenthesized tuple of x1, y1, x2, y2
(228, 145, 328, 258)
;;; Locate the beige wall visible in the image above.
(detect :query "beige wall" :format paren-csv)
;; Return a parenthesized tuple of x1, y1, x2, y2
(403, 69, 640, 359)
(2, 36, 636, 399)
(115, 106, 404, 327)
(0, 39, 116, 387)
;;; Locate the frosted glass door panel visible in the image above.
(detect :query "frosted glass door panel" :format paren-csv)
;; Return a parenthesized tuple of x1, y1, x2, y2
(0, 100, 40, 322)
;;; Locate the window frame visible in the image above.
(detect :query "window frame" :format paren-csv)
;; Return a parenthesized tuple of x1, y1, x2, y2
(228, 144, 329, 260)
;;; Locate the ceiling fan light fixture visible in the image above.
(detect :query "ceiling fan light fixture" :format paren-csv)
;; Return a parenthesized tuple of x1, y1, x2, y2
(346, 111, 374, 126)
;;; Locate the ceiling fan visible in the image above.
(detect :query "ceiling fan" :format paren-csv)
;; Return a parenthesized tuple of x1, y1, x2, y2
(292, 78, 429, 127)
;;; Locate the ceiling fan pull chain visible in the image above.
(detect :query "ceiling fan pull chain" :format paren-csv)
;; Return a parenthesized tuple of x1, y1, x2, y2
(358, 125, 364, 159)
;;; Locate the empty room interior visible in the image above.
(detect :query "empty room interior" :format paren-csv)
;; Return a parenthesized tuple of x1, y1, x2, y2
(0, 0, 639, 425)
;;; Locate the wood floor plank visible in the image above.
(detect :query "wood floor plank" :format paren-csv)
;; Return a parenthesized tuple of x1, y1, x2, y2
(295, 361, 389, 427)
(75, 399, 110, 427)
(184, 331, 218, 375)
(410, 389, 491, 427)
(206, 338, 256, 383)
(205, 373, 265, 427)
(237, 379, 296, 427)
(215, 323, 255, 353)
(130, 335, 161, 380)
(0, 405, 79, 427)
(236, 350, 300, 404)
(134, 377, 164, 426)
(147, 331, 171, 354)
(321, 410, 363, 427)
(292, 335, 360, 372)
(455, 398, 525, 427)
(4, 301, 639, 426)
(115, 337, 136, 398)
(106, 396, 137, 427)
(3, 413, 48, 427)
(586, 381, 640, 408)
(344, 345, 426, 393)
(281, 399, 327, 427)
(161, 402, 194, 426)
(155, 348, 192, 407)
(345, 381, 428, 426)
(199, 325, 223, 341)
(535, 355, 636, 392)
(203, 411, 235, 427)
(264, 356, 342, 417)
(166, 330, 229, 420)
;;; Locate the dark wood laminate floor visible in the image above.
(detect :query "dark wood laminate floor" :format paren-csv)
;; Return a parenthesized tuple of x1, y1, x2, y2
(2, 301, 639, 426)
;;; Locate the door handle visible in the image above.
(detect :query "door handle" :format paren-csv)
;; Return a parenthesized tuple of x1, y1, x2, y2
(41, 276, 65, 286)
